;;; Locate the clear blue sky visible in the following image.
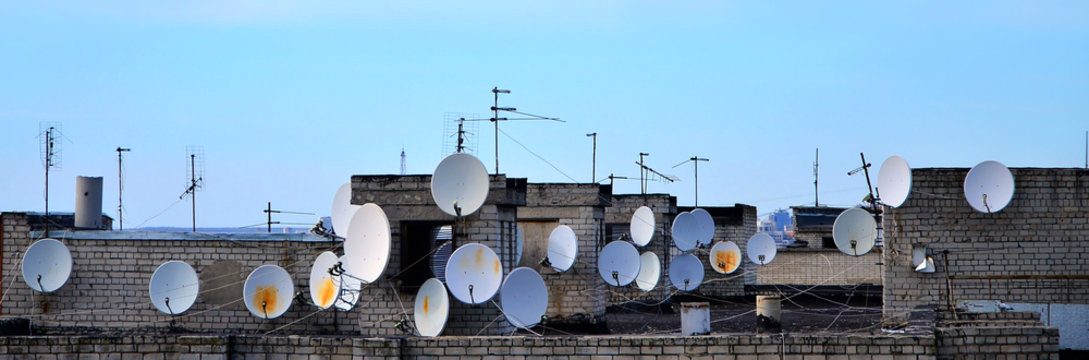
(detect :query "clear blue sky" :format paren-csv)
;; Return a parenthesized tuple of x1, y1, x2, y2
(2, 1, 1087, 228)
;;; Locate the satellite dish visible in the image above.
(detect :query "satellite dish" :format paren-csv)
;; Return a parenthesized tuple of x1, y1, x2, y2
(878, 155, 912, 208)
(668, 254, 704, 291)
(709, 241, 741, 274)
(964, 160, 1015, 213)
(911, 245, 927, 268)
(445, 243, 503, 304)
(671, 212, 700, 252)
(630, 206, 655, 246)
(331, 182, 360, 236)
(21, 238, 72, 293)
(431, 153, 490, 217)
(500, 267, 548, 329)
(690, 208, 716, 247)
(148, 260, 199, 315)
(344, 203, 391, 283)
(832, 207, 878, 256)
(243, 264, 294, 319)
(334, 254, 362, 310)
(915, 256, 936, 273)
(413, 278, 449, 337)
(309, 251, 340, 310)
(597, 241, 641, 287)
(746, 233, 777, 265)
(635, 252, 660, 292)
(546, 225, 577, 272)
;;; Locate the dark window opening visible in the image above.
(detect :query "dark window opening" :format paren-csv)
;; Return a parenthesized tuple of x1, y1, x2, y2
(822, 236, 836, 249)
(397, 221, 452, 292)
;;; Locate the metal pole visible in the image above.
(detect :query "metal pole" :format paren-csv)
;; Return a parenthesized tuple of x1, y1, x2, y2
(814, 148, 819, 207)
(45, 127, 53, 236)
(1084, 130, 1087, 169)
(694, 159, 699, 207)
(493, 87, 501, 175)
(191, 154, 196, 232)
(116, 147, 130, 230)
(267, 202, 272, 233)
(587, 133, 597, 183)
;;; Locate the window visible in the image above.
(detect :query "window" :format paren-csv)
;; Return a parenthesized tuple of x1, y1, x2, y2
(822, 236, 836, 249)
(397, 221, 451, 292)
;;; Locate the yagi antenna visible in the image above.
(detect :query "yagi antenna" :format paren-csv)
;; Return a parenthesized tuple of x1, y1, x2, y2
(38, 122, 65, 236)
(179, 146, 205, 232)
(635, 153, 678, 196)
(443, 113, 481, 156)
(459, 87, 563, 175)
(673, 156, 709, 206)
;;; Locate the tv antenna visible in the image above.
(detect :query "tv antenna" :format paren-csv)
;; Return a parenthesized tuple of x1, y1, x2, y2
(263, 202, 316, 233)
(400, 148, 407, 175)
(116, 147, 131, 230)
(673, 156, 709, 206)
(179, 146, 205, 232)
(813, 148, 820, 207)
(847, 152, 883, 246)
(460, 87, 563, 175)
(586, 132, 597, 183)
(635, 153, 678, 196)
(442, 113, 480, 156)
(38, 122, 65, 235)
(597, 174, 633, 187)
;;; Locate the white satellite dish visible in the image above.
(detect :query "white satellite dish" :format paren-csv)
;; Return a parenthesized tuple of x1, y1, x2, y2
(334, 254, 362, 310)
(500, 267, 548, 329)
(832, 207, 878, 256)
(445, 243, 503, 304)
(635, 252, 660, 292)
(331, 182, 360, 237)
(21, 238, 72, 293)
(671, 211, 700, 252)
(669, 254, 704, 291)
(915, 256, 936, 273)
(243, 264, 294, 319)
(413, 277, 450, 337)
(344, 203, 391, 283)
(911, 245, 927, 268)
(878, 155, 912, 208)
(690, 208, 716, 247)
(309, 251, 341, 310)
(148, 260, 199, 315)
(709, 241, 741, 274)
(630, 206, 655, 246)
(431, 153, 490, 217)
(546, 225, 577, 272)
(597, 241, 641, 287)
(964, 160, 1015, 213)
(746, 233, 777, 265)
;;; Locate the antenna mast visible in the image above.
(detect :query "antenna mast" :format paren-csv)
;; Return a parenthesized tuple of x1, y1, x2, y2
(586, 132, 597, 183)
(673, 156, 710, 206)
(40, 123, 62, 235)
(400, 148, 407, 175)
(635, 153, 678, 197)
(471, 86, 561, 175)
(180, 146, 204, 232)
(814, 148, 819, 207)
(116, 147, 131, 230)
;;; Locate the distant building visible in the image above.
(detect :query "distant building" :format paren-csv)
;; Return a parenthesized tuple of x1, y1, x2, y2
(758, 208, 793, 245)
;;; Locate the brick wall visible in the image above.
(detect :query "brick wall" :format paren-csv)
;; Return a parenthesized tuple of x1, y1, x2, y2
(0, 333, 942, 359)
(936, 326, 1059, 360)
(518, 183, 609, 323)
(1, 212, 356, 335)
(882, 168, 1089, 322)
(351, 174, 526, 336)
(605, 195, 677, 305)
(755, 248, 882, 287)
(687, 205, 757, 299)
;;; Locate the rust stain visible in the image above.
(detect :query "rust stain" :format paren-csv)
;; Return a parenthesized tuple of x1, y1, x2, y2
(715, 250, 740, 272)
(423, 295, 431, 313)
(474, 247, 485, 267)
(493, 259, 500, 274)
(317, 278, 336, 307)
(254, 286, 279, 314)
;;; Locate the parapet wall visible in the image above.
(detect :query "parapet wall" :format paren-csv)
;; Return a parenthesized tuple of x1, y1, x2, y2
(882, 168, 1089, 322)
